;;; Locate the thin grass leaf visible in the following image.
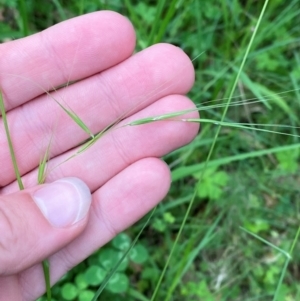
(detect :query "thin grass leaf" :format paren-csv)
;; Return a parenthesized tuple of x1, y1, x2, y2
(1, 90, 52, 300)
(165, 211, 225, 301)
(42, 259, 52, 301)
(289, 226, 300, 256)
(127, 289, 151, 301)
(18, 0, 29, 36)
(150, 2, 270, 299)
(0, 90, 24, 190)
(124, 0, 143, 32)
(91, 208, 157, 301)
(154, 0, 180, 44)
(272, 259, 290, 301)
(147, 0, 166, 46)
(239, 70, 272, 110)
(78, 0, 85, 15)
(240, 227, 292, 301)
(182, 118, 300, 137)
(255, 83, 298, 121)
(172, 142, 300, 181)
(199, 87, 300, 108)
(240, 227, 291, 258)
(52, 0, 68, 21)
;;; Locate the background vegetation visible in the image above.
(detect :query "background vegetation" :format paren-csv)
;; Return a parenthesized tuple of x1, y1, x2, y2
(0, 0, 299, 300)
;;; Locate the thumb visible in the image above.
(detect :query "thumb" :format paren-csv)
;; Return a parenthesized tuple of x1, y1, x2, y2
(0, 177, 92, 276)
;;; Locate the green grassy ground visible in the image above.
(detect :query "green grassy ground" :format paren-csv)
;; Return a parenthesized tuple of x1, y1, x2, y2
(1, 0, 300, 300)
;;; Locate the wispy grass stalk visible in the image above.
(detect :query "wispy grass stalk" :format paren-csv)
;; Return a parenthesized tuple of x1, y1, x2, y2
(0, 90, 52, 301)
(17, 0, 29, 36)
(240, 227, 293, 301)
(150, 1, 270, 299)
(91, 208, 156, 300)
(0, 90, 24, 190)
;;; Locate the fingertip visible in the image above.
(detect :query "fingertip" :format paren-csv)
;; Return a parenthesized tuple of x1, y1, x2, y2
(146, 43, 195, 93)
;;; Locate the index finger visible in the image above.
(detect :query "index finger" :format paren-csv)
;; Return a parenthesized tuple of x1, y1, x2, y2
(0, 11, 135, 111)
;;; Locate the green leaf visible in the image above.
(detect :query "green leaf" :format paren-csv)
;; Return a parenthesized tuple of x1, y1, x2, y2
(84, 265, 107, 286)
(152, 218, 166, 232)
(61, 283, 78, 300)
(276, 149, 299, 172)
(129, 244, 149, 264)
(141, 267, 160, 280)
(163, 212, 175, 224)
(112, 233, 132, 251)
(107, 273, 129, 294)
(78, 290, 95, 301)
(135, 3, 156, 25)
(75, 273, 89, 290)
(244, 219, 270, 234)
(194, 168, 229, 200)
(98, 248, 129, 272)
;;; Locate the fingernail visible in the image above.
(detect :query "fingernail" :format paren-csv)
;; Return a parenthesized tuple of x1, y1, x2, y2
(32, 177, 92, 228)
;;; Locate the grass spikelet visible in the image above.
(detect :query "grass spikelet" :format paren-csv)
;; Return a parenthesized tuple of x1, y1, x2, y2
(38, 133, 54, 185)
(53, 99, 94, 139)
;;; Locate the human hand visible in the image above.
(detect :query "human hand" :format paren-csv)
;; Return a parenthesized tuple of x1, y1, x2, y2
(0, 11, 199, 300)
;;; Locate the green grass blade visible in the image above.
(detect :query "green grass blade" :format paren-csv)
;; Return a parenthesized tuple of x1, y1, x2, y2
(42, 259, 52, 301)
(91, 208, 156, 301)
(150, 2, 270, 299)
(272, 259, 290, 301)
(52, 0, 68, 21)
(154, 0, 180, 44)
(0, 90, 24, 190)
(1, 90, 52, 300)
(164, 211, 224, 301)
(240, 227, 292, 301)
(240, 227, 290, 258)
(289, 226, 300, 256)
(147, 0, 166, 46)
(172, 142, 300, 181)
(18, 0, 30, 36)
(124, 0, 143, 31)
(182, 118, 300, 137)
